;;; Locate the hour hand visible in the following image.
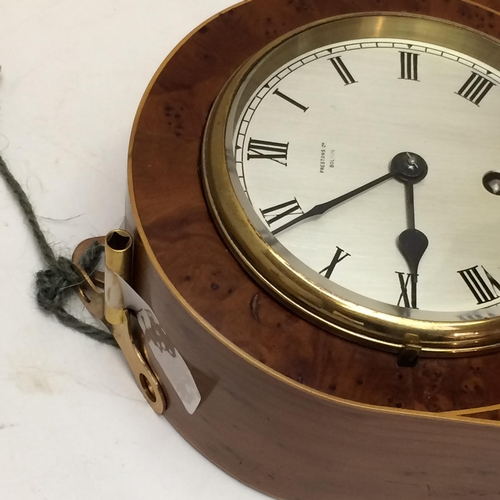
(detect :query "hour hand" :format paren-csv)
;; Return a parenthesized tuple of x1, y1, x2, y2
(398, 180, 429, 276)
(397, 227, 429, 278)
(391, 152, 430, 307)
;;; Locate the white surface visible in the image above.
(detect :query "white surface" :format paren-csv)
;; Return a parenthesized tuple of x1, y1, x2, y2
(0, 1, 270, 499)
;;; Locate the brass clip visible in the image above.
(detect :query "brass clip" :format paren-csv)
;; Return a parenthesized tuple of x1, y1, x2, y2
(72, 236, 106, 321)
(73, 230, 167, 414)
(397, 333, 422, 367)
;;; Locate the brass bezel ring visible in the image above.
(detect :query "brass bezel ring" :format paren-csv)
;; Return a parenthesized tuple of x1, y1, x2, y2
(201, 13, 500, 356)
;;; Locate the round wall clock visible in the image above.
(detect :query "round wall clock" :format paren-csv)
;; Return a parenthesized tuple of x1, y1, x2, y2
(127, 0, 500, 498)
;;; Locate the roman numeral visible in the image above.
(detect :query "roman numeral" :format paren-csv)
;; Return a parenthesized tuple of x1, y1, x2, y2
(396, 272, 418, 309)
(458, 266, 500, 304)
(329, 56, 357, 85)
(247, 139, 289, 166)
(457, 73, 495, 105)
(260, 198, 303, 227)
(319, 247, 351, 279)
(273, 89, 309, 112)
(400, 52, 419, 81)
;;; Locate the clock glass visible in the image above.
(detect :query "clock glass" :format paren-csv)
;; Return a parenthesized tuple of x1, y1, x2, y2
(202, 14, 500, 354)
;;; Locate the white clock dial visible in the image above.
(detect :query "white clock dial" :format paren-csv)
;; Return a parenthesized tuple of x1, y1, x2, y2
(231, 38, 500, 313)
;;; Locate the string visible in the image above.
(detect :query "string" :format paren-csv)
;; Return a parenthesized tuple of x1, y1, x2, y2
(0, 154, 117, 347)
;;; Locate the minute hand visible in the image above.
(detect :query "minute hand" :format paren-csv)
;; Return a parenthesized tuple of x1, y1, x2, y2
(273, 171, 395, 235)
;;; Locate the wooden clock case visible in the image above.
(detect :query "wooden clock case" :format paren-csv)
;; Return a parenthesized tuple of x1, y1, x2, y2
(127, 1, 500, 498)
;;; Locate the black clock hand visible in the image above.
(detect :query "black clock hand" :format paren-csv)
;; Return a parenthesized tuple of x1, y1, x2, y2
(273, 171, 395, 235)
(397, 184, 428, 270)
(397, 227, 428, 309)
(398, 227, 428, 271)
(404, 177, 416, 230)
(393, 153, 429, 308)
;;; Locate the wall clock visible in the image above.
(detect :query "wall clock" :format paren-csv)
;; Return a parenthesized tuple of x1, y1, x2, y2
(125, 0, 500, 498)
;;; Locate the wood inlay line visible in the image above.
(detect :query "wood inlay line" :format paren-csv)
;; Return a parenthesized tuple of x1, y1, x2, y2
(462, 0, 500, 16)
(442, 403, 500, 417)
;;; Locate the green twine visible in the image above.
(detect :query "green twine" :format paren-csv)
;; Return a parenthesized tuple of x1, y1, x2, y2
(0, 154, 117, 347)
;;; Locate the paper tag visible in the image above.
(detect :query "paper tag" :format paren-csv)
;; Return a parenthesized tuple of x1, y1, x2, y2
(116, 274, 201, 414)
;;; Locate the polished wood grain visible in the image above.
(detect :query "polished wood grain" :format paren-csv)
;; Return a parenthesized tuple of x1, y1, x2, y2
(128, 1, 500, 498)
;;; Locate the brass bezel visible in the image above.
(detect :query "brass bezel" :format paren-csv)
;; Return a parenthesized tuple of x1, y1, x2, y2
(201, 13, 500, 356)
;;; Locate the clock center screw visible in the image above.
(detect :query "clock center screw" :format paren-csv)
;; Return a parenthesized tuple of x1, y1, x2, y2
(390, 152, 428, 184)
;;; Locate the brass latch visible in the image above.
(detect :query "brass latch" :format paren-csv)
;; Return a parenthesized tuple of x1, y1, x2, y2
(397, 333, 422, 367)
